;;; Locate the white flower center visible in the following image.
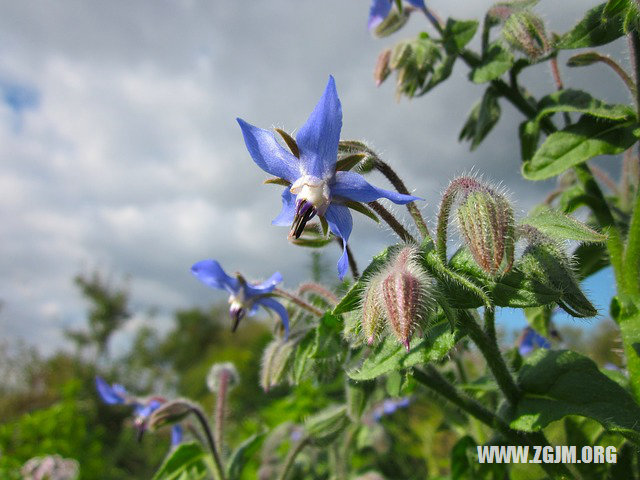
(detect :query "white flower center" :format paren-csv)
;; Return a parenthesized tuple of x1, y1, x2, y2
(290, 175, 331, 215)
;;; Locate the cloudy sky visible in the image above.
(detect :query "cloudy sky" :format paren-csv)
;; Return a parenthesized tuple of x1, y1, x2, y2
(0, 1, 627, 354)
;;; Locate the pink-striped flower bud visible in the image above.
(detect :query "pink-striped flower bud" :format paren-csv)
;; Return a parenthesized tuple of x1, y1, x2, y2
(379, 246, 434, 351)
(454, 179, 515, 277)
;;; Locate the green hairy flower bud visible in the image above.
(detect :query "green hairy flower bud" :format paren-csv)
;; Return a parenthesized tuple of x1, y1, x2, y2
(361, 272, 387, 346)
(502, 11, 550, 61)
(147, 398, 195, 431)
(260, 333, 304, 391)
(517, 226, 597, 318)
(456, 182, 515, 277)
(304, 404, 349, 446)
(374, 9, 410, 38)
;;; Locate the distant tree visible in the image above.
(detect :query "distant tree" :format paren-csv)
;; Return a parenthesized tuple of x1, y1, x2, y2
(65, 271, 131, 359)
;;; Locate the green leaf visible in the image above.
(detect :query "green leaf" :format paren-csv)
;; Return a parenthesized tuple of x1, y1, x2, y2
(566, 51, 604, 67)
(524, 306, 552, 338)
(520, 207, 607, 242)
(305, 405, 349, 446)
(333, 245, 401, 315)
(556, 2, 626, 49)
(346, 378, 374, 422)
(226, 432, 266, 480)
(443, 18, 479, 55)
(347, 318, 456, 381)
(511, 350, 640, 445)
(573, 242, 609, 279)
(440, 247, 562, 309)
(519, 119, 540, 162)
(312, 313, 343, 359)
(522, 116, 638, 180)
(535, 89, 635, 123)
(470, 42, 514, 83)
(153, 442, 209, 480)
(292, 329, 316, 384)
(421, 53, 457, 94)
(459, 87, 501, 150)
(263, 177, 290, 186)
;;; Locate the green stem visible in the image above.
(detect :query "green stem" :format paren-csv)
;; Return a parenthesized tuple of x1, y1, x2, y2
(413, 366, 572, 479)
(483, 307, 497, 346)
(458, 310, 521, 405)
(297, 283, 339, 304)
(214, 369, 229, 455)
(190, 406, 226, 480)
(624, 186, 640, 296)
(368, 201, 416, 243)
(277, 436, 311, 480)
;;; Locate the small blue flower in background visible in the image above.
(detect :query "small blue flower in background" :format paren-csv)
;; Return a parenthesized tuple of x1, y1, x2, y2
(237, 76, 419, 279)
(517, 326, 551, 356)
(372, 396, 411, 422)
(191, 259, 290, 337)
(368, 0, 426, 31)
(95, 376, 183, 445)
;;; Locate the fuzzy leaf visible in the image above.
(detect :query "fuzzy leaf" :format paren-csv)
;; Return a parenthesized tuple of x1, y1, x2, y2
(347, 319, 456, 381)
(519, 119, 540, 162)
(226, 433, 266, 480)
(312, 313, 343, 359)
(522, 116, 638, 180)
(566, 51, 604, 67)
(535, 89, 635, 123)
(556, 2, 626, 49)
(520, 208, 607, 242)
(292, 329, 316, 384)
(470, 42, 514, 83)
(305, 405, 349, 446)
(524, 306, 552, 338)
(441, 247, 562, 309)
(152, 442, 209, 480)
(459, 87, 501, 150)
(443, 18, 479, 55)
(510, 350, 640, 445)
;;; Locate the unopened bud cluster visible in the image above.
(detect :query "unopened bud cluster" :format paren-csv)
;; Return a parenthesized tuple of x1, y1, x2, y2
(360, 246, 434, 351)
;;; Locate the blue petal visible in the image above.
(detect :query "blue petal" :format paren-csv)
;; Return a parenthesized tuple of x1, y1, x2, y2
(95, 376, 127, 405)
(237, 118, 301, 183)
(245, 272, 283, 298)
(368, 0, 392, 30)
(171, 425, 183, 446)
(406, 0, 426, 9)
(191, 260, 240, 294)
(324, 205, 353, 280)
(255, 296, 290, 339)
(135, 399, 163, 420)
(518, 327, 550, 356)
(331, 171, 421, 205)
(272, 188, 296, 226)
(295, 76, 342, 179)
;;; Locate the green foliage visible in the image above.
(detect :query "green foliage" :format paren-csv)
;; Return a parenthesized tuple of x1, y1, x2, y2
(152, 443, 210, 480)
(555, 2, 627, 49)
(520, 207, 607, 243)
(459, 87, 502, 150)
(511, 350, 640, 444)
(470, 42, 514, 83)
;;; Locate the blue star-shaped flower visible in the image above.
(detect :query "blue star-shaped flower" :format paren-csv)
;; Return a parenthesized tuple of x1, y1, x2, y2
(237, 76, 419, 279)
(191, 259, 290, 337)
(368, 0, 426, 31)
(517, 327, 551, 356)
(95, 376, 183, 445)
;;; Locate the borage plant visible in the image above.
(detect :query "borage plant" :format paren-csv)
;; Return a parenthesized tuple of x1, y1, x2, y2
(98, 1, 640, 478)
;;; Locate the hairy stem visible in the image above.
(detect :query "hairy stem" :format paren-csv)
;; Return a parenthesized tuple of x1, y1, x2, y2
(273, 288, 324, 317)
(413, 366, 573, 479)
(214, 369, 229, 454)
(297, 283, 339, 304)
(277, 435, 311, 480)
(190, 405, 225, 480)
(458, 310, 521, 405)
(372, 158, 430, 240)
(346, 241, 360, 280)
(368, 201, 416, 243)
